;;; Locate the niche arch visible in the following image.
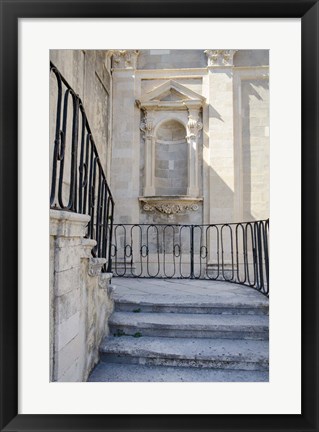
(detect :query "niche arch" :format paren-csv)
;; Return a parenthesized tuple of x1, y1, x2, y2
(154, 119, 188, 196)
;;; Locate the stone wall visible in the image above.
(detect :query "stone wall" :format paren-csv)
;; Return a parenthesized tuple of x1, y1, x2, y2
(50, 210, 113, 382)
(138, 49, 207, 70)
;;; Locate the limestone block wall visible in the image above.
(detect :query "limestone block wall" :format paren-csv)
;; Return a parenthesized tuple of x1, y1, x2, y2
(138, 49, 207, 70)
(233, 67, 269, 222)
(155, 119, 188, 196)
(241, 78, 269, 220)
(50, 210, 113, 382)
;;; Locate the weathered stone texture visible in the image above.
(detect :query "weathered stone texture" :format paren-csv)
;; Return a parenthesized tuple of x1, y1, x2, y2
(50, 210, 114, 382)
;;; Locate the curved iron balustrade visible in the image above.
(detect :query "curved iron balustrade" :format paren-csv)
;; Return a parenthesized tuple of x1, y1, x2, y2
(111, 220, 269, 296)
(50, 62, 114, 272)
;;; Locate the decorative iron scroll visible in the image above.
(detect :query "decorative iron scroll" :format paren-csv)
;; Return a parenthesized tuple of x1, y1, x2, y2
(111, 220, 269, 296)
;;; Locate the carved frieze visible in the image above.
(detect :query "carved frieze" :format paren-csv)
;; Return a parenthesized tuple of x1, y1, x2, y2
(205, 49, 238, 67)
(139, 197, 202, 215)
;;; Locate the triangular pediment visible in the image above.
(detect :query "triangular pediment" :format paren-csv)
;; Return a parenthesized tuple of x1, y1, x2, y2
(142, 80, 205, 103)
(159, 89, 187, 101)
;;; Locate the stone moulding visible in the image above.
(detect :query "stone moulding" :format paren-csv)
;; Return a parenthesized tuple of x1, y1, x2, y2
(139, 196, 203, 215)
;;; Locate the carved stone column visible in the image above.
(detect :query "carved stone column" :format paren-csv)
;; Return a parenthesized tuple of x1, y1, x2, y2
(140, 110, 155, 196)
(186, 108, 202, 197)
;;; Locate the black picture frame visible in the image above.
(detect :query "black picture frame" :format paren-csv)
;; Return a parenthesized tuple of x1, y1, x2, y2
(0, 1, 318, 431)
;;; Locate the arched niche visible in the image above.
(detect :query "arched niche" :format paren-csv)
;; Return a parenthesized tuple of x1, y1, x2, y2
(155, 120, 188, 196)
(137, 80, 205, 200)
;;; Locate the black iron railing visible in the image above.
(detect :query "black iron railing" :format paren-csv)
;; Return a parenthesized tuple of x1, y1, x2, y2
(50, 62, 114, 272)
(111, 220, 269, 296)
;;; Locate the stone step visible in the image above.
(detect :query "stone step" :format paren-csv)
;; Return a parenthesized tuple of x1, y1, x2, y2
(114, 297, 268, 315)
(109, 311, 268, 340)
(100, 336, 269, 371)
(88, 362, 269, 382)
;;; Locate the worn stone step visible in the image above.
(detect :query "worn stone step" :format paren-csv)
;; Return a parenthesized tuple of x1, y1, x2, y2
(109, 311, 268, 340)
(111, 279, 269, 315)
(100, 336, 269, 371)
(88, 362, 269, 382)
(114, 297, 268, 315)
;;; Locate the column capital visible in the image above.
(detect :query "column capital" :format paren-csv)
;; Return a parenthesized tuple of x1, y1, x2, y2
(205, 49, 238, 67)
(140, 110, 155, 139)
(186, 109, 202, 143)
(111, 50, 139, 70)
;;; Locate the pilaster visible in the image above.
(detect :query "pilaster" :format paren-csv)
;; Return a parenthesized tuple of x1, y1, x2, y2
(205, 49, 237, 223)
(110, 50, 140, 223)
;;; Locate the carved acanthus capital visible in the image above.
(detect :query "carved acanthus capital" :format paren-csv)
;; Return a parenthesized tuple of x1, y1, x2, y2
(112, 50, 139, 69)
(205, 49, 237, 67)
(140, 111, 155, 139)
(186, 109, 203, 142)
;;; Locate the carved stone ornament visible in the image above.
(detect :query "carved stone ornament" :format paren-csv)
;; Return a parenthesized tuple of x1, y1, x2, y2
(186, 109, 203, 142)
(112, 50, 139, 69)
(204, 49, 238, 67)
(88, 257, 106, 277)
(140, 197, 202, 215)
(140, 110, 155, 139)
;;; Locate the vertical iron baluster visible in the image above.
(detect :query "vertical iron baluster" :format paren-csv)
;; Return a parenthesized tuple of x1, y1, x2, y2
(78, 105, 86, 214)
(96, 164, 103, 256)
(107, 198, 114, 273)
(57, 89, 70, 209)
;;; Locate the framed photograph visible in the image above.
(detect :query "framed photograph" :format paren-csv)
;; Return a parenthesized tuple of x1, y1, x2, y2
(0, 0, 318, 431)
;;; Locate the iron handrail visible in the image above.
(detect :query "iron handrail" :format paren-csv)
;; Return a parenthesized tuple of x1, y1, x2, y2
(111, 220, 269, 296)
(50, 61, 114, 272)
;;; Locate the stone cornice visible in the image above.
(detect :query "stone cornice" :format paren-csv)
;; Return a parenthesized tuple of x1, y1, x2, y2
(137, 99, 202, 111)
(50, 209, 90, 238)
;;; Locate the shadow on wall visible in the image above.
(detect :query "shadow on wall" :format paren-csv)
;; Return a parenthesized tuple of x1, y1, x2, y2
(209, 105, 224, 123)
(241, 79, 269, 221)
(207, 166, 246, 224)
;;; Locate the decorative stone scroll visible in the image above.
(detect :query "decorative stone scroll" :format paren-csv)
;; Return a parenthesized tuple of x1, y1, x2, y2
(139, 197, 202, 215)
(111, 50, 139, 69)
(205, 49, 238, 67)
(186, 110, 203, 141)
(88, 257, 106, 277)
(140, 110, 155, 139)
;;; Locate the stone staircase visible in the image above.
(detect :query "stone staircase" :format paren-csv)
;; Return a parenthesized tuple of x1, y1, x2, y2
(89, 278, 269, 382)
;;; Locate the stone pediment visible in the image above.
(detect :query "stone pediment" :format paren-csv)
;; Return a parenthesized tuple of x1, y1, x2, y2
(136, 80, 205, 111)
